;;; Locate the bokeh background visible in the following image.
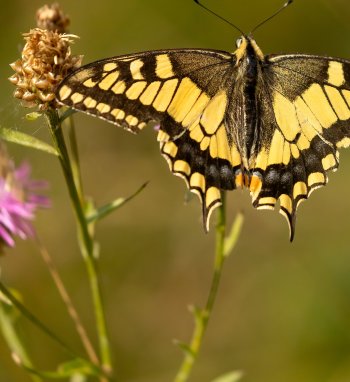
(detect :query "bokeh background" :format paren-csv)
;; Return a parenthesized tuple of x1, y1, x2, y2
(1, 0, 350, 381)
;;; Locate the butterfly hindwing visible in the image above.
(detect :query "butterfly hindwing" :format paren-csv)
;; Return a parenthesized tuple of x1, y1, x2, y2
(250, 55, 350, 239)
(57, 49, 243, 230)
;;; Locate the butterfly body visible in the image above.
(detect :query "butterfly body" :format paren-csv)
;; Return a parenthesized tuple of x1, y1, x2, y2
(57, 33, 350, 240)
(227, 36, 264, 170)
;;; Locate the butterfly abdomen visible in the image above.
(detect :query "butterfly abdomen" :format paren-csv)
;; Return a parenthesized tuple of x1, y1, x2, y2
(234, 39, 261, 166)
(244, 44, 260, 160)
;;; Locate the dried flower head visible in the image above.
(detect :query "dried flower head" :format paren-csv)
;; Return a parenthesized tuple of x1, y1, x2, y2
(9, 28, 82, 110)
(36, 3, 70, 33)
(0, 143, 50, 253)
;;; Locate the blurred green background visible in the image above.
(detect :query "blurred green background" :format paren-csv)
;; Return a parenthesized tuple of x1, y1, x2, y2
(1, 0, 350, 381)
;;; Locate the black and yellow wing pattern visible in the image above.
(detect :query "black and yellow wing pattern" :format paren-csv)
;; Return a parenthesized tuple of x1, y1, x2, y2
(56, 36, 350, 240)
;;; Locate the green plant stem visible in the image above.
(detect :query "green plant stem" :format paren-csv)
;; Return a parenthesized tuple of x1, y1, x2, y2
(0, 300, 42, 382)
(45, 110, 112, 377)
(66, 115, 85, 203)
(174, 192, 227, 382)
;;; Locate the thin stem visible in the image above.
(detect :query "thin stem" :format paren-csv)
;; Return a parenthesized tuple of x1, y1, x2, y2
(66, 115, 85, 204)
(35, 237, 99, 366)
(0, 295, 42, 382)
(45, 111, 92, 256)
(45, 109, 112, 377)
(174, 192, 227, 382)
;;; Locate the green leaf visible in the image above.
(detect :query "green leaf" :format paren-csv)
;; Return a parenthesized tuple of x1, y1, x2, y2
(188, 305, 202, 322)
(0, 281, 74, 357)
(211, 370, 244, 382)
(0, 126, 59, 156)
(0, 288, 21, 318)
(173, 340, 194, 357)
(19, 358, 101, 380)
(224, 212, 244, 257)
(57, 358, 100, 377)
(0, 289, 42, 382)
(86, 181, 148, 223)
(26, 112, 42, 121)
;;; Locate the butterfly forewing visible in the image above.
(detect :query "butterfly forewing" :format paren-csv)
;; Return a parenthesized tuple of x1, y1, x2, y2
(57, 49, 244, 230)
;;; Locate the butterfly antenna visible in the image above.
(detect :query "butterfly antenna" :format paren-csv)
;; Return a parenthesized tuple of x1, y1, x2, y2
(250, 0, 293, 34)
(193, 0, 245, 36)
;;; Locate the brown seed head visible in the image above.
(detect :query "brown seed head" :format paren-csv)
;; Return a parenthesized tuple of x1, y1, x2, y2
(9, 28, 82, 110)
(36, 3, 70, 33)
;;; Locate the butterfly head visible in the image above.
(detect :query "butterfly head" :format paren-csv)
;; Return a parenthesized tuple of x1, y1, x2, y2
(234, 35, 264, 66)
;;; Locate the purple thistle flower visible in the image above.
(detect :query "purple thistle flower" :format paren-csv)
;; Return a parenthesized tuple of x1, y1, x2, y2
(0, 154, 50, 251)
